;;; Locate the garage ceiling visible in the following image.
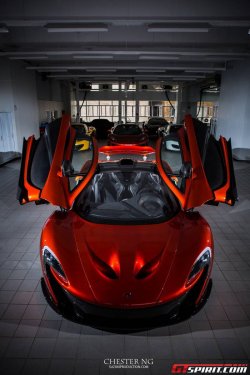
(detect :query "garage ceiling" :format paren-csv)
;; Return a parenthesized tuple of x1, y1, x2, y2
(1, 0, 250, 83)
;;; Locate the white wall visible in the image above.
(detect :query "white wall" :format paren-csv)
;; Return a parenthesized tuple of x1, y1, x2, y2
(36, 75, 63, 102)
(0, 58, 39, 152)
(11, 62, 39, 152)
(0, 59, 67, 152)
(38, 100, 64, 123)
(217, 59, 250, 148)
(0, 60, 14, 112)
(36, 75, 67, 122)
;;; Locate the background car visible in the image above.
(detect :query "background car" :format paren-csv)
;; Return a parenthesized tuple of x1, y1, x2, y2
(89, 118, 114, 139)
(17, 114, 237, 327)
(72, 124, 93, 151)
(73, 122, 96, 137)
(108, 123, 149, 146)
(163, 124, 182, 152)
(144, 117, 169, 137)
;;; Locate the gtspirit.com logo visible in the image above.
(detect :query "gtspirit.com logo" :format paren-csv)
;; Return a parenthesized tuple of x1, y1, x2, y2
(171, 364, 248, 374)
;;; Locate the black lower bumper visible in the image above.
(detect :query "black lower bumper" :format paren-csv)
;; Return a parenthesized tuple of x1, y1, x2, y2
(64, 289, 186, 320)
(41, 265, 212, 330)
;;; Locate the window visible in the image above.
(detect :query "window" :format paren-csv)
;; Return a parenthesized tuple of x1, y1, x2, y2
(112, 84, 125, 91)
(91, 84, 99, 91)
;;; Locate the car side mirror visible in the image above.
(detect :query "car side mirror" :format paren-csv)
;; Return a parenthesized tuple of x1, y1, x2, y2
(62, 160, 74, 176)
(179, 162, 192, 179)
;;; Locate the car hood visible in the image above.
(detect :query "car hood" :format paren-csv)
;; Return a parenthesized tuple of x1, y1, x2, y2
(72, 214, 183, 307)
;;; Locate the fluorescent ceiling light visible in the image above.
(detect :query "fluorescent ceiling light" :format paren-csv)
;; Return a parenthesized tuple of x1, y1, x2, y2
(178, 51, 250, 56)
(9, 56, 48, 60)
(171, 75, 206, 79)
(3, 50, 250, 58)
(86, 69, 116, 72)
(204, 56, 246, 61)
(0, 25, 9, 33)
(26, 65, 225, 71)
(136, 69, 165, 73)
(185, 70, 215, 73)
(139, 56, 179, 60)
(176, 66, 226, 73)
(48, 74, 205, 78)
(171, 78, 198, 81)
(73, 55, 113, 59)
(148, 23, 210, 33)
(38, 69, 68, 72)
(46, 23, 108, 32)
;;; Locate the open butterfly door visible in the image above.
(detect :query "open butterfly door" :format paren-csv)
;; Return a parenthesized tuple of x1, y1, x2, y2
(156, 115, 237, 210)
(17, 115, 98, 209)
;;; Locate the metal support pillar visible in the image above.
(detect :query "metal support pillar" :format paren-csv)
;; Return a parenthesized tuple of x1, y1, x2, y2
(118, 82, 122, 124)
(135, 82, 140, 123)
(75, 81, 80, 122)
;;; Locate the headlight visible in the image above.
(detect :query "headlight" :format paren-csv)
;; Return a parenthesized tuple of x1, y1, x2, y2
(188, 247, 211, 282)
(43, 247, 67, 280)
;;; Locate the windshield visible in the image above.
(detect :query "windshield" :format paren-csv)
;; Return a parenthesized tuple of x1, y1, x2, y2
(113, 124, 142, 135)
(74, 163, 180, 224)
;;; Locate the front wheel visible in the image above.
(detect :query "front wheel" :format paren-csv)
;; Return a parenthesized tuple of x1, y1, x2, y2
(179, 276, 212, 320)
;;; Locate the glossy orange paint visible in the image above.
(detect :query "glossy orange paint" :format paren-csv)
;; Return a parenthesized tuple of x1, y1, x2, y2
(108, 134, 149, 147)
(64, 126, 76, 160)
(213, 136, 235, 205)
(20, 115, 99, 209)
(99, 145, 155, 155)
(20, 114, 238, 317)
(182, 115, 215, 208)
(40, 115, 71, 207)
(157, 115, 237, 210)
(156, 115, 214, 210)
(65, 137, 99, 208)
(108, 140, 148, 146)
(21, 136, 41, 203)
(40, 209, 213, 309)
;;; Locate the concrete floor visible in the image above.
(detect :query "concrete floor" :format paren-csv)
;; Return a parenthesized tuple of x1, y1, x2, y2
(0, 157, 250, 375)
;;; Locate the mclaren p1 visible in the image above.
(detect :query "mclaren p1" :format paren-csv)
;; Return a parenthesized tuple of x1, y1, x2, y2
(17, 115, 237, 327)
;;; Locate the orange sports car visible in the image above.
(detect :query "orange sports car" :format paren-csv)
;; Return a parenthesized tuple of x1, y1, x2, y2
(17, 115, 237, 327)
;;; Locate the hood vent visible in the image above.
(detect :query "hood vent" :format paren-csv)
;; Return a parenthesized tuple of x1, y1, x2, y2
(89, 249, 119, 280)
(135, 252, 162, 279)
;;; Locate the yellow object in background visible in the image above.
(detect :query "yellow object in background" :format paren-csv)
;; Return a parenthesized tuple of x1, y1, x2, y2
(75, 139, 90, 151)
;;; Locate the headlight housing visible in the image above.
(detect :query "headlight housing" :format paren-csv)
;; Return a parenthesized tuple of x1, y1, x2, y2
(43, 247, 67, 281)
(188, 247, 211, 282)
